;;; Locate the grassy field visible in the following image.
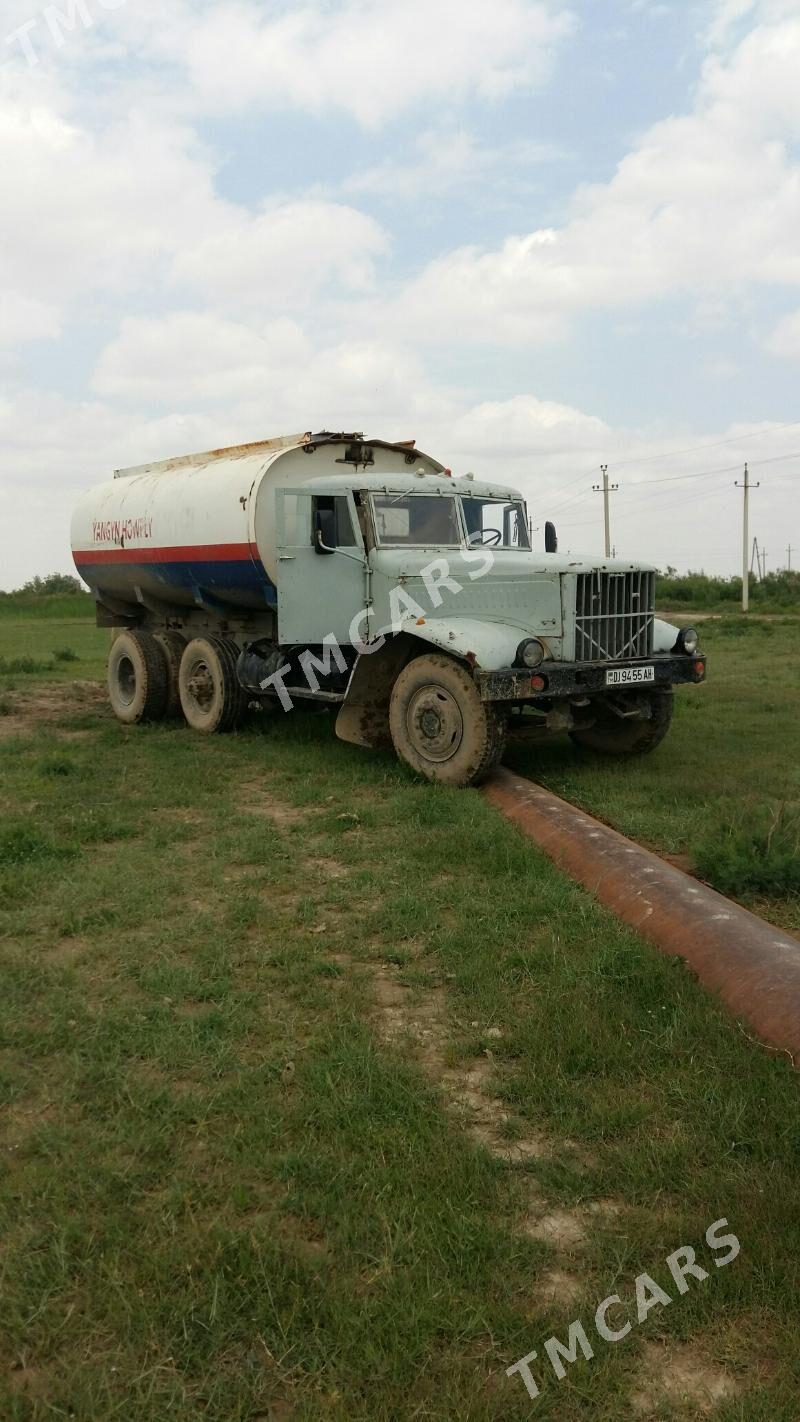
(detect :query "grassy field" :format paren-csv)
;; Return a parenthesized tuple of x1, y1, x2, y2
(506, 615, 800, 934)
(0, 614, 798, 1420)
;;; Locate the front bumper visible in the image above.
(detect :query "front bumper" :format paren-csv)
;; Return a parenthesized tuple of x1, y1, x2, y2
(474, 654, 707, 703)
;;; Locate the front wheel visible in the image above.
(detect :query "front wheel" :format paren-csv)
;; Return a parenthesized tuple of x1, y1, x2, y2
(570, 689, 674, 756)
(389, 653, 507, 786)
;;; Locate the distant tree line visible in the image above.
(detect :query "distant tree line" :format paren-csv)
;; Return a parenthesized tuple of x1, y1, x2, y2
(0, 573, 87, 598)
(0, 574, 92, 617)
(658, 568, 800, 609)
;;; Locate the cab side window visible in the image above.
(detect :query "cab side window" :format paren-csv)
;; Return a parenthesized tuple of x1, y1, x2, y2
(312, 496, 358, 548)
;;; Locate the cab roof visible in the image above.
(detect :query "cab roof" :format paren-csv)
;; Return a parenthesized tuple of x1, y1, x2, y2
(298, 471, 524, 500)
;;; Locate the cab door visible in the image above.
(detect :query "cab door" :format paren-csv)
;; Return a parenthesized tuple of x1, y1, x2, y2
(275, 489, 367, 645)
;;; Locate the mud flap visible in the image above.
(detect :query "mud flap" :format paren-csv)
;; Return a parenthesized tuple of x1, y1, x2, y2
(335, 637, 415, 750)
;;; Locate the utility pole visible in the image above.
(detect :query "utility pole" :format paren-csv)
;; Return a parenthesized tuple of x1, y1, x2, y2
(593, 465, 619, 559)
(735, 464, 760, 612)
(762, 549, 768, 579)
(787, 544, 793, 571)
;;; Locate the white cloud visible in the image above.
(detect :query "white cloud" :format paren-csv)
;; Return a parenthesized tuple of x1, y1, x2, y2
(1, 0, 798, 592)
(90, 311, 437, 418)
(0, 83, 389, 343)
(91, 313, 302, 404)
(387, 15, 800, 342)
(764, 309, 800, 359)
(704, 0, 799, 46)
(173, 0, 575, 127)
(171, 201, 388, 311)
(0, 91, 229, 323)
(0, 291, 61, 346)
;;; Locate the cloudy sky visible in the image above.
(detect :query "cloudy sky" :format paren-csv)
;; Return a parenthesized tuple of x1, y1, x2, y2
(1, 0, 799, 587)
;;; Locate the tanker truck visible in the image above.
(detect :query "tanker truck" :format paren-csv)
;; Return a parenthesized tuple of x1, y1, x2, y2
(71, 429, 706, 786)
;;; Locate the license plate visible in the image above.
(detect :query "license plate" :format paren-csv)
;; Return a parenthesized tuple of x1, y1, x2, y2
(606, 665, 655, 687)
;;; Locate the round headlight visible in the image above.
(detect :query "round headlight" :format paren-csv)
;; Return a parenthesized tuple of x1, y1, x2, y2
(517, 637, 545, 669)
(676, 626, 699, 655)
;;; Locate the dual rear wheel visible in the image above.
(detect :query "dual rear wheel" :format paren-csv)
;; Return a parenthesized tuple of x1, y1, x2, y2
(108, 631, 247, 733)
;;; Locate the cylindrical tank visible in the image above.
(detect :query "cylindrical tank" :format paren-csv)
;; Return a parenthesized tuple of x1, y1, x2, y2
(71, 432, 444, 613)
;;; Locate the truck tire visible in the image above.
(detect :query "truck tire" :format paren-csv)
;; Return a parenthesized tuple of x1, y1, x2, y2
(154, 631, 187, 719)
(179, 636, 248, 734)
(389, 653, 507, 787)
(570, 690, 674, 756)
(108, 630, 169, 725)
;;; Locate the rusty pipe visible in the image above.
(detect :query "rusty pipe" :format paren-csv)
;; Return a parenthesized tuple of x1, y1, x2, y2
(484, 768, 800, 1062)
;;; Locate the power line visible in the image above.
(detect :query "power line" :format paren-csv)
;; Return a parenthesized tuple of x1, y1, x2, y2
(563, 480, 733, 529)
(605, 419, 800, 471)
(622, 448, 800, 490)
(534, 447, 799, 521)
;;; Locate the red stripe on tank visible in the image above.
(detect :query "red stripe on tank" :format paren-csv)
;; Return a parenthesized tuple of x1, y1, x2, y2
(73, 543, 254, 566)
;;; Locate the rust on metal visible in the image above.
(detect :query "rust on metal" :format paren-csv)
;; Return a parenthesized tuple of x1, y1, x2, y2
(484, 768, 800, 1062)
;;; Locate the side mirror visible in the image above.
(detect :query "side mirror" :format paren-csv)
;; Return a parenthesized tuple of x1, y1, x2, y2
(545, 521, 558, 554)
(314, 507, 337, 555)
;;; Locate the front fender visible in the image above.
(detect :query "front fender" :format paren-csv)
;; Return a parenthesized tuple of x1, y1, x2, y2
(396, 616, 532, 670)
(653, 617, 680, 653)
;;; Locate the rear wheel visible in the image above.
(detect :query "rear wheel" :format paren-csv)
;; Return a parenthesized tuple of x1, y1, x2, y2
(179, 636, 247, 733)
(570, 689, 673, 756)
(389, 653, 506, 786)
(154, 631, 187, 718)
(107, 631, 169, 725)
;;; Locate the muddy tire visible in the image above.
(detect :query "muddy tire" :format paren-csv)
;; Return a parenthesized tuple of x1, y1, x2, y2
(154, 631, 187, 719)
(570, 690, 674, 756)
(179, 636, 248, 734)
(107, 630, 169, 725)
(389, 652, 507, 786)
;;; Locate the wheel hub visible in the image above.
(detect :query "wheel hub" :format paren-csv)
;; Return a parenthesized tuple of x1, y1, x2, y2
(187, 660, 215, 711)
(406, 684, 464, 763)
(117, 655, 136, 706)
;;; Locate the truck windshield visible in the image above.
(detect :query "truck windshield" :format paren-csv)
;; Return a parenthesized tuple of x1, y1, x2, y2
(372, 495, 461, 547)
(460, 498, 530, 550)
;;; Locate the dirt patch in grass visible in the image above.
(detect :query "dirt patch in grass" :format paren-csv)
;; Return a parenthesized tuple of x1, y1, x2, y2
(0, 681, 105, 740)
(42, 935, 92, 964)
(306, 856, 350, 880)
(523, 1207, 587, 1249)
(5, 1364, 53, 1399)
(530, 1268, 584, 1310)
(367, 965, 554, 1164)
(240, 787, 315, 828)
(522, 1198, 628, 1252)
(630, 1339, 740, 1415)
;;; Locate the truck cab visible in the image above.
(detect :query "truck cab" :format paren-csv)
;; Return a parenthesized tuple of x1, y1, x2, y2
(254, 469, 706, 784)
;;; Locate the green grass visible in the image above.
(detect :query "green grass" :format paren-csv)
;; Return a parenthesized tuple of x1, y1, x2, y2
(0, 592, 94, 619)
(0, 618, 108, 686)
(0, 616, 798, 1419)
(507, 615, 800, 933)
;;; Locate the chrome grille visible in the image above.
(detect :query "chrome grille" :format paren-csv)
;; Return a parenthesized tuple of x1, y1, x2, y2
(575, 571, 655, 662)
